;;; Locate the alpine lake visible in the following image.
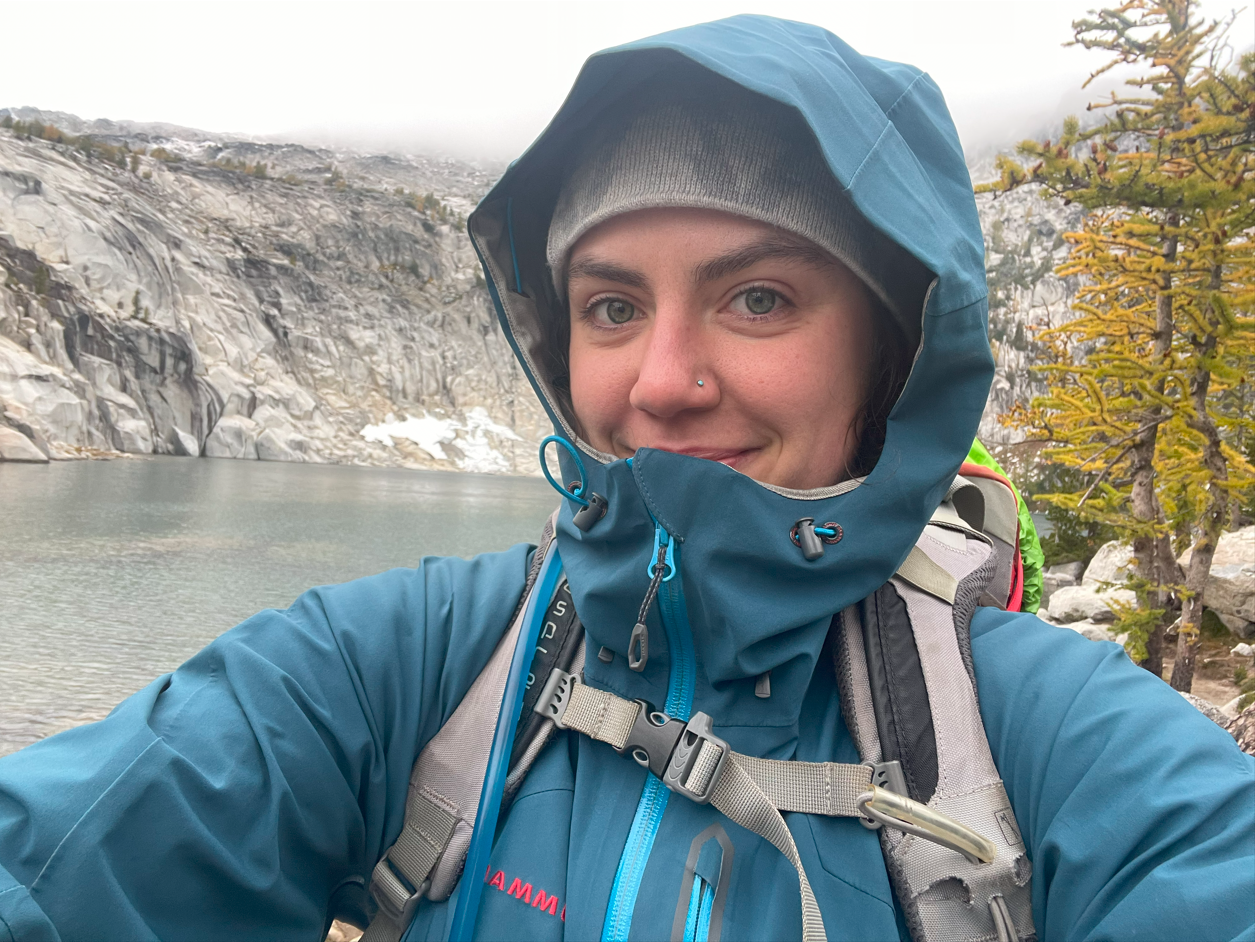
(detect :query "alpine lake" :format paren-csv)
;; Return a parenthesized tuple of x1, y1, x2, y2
(0, 456, 558, 756)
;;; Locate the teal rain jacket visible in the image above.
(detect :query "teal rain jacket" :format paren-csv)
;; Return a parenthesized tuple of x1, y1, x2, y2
(1, 16, 1252, 942)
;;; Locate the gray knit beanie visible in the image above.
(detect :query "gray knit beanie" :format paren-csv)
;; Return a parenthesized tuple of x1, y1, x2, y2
(546, 81, 931, 335)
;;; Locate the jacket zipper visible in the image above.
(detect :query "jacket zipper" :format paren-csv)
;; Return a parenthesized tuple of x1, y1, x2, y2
(601, 524, 696, 941)
(683, 876, 715, 942)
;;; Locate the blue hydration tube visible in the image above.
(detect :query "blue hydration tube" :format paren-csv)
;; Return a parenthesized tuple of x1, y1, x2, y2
(447, 543, 564, 941)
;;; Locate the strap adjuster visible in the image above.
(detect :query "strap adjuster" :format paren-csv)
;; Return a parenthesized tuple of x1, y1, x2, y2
(661, 712, 729, 804)
(534, 667, 578, 727)
(369, 857, 428, 926)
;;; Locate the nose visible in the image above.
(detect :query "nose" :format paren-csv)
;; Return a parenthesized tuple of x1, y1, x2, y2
(628, 303, 717, 419)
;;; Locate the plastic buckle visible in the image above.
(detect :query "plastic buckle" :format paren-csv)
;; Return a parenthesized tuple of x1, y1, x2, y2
(615, 700, 686, 777)
(369, 857, 429, 926)
(661, 712, 729, 804)
(533, 667, 578, 728)
(871, 760, 908, 796)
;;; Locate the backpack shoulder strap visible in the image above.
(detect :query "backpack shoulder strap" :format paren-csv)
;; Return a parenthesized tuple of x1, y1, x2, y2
(364, 511, 573, 941)
(834, 516, 1036, 942)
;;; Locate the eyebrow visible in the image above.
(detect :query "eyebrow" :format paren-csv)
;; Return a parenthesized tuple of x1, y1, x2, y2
(692, 236, 835, 285)
(565, 258, 649, 290)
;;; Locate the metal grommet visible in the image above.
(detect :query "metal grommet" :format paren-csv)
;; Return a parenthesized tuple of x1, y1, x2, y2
(818, 522, 843, 545)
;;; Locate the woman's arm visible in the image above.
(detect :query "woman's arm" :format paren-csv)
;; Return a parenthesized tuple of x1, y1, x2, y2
(972, 609, 1255, 942)
(0, 544, 533, 941)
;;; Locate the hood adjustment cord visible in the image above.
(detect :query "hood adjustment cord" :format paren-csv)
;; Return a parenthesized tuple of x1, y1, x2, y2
(790, 518, 843, 560)
(540, 435, 608, 531)
(629, 525, 676, 672)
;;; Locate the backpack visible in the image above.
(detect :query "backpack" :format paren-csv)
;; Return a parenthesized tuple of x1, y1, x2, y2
(362, 464, 1035, 942)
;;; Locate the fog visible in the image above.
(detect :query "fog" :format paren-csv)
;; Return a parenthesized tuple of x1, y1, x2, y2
(2, 1, 1251, 162)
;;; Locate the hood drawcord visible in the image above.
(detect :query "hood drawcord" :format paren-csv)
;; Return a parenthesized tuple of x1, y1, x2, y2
(540, 435, 608, 531)
(790, 518, 843, 561)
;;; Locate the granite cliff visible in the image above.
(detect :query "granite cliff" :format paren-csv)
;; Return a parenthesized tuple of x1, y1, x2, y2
(0, 109, 546, 472)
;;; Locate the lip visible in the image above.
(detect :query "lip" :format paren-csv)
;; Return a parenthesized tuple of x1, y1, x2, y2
(646, 445, 758, 468)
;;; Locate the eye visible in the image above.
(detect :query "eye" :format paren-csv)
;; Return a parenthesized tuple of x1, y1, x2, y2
(590, 298, 637, 325)
(732, 288, 781, 317)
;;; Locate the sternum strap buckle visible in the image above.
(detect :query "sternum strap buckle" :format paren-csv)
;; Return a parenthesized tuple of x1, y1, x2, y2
(534, 669, 729, 804)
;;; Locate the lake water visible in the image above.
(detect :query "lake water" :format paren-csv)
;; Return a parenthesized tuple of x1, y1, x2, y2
(0, 456, 558, 756)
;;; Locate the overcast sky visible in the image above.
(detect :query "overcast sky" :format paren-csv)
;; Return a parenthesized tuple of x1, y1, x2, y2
(2, 1, 1251, 162)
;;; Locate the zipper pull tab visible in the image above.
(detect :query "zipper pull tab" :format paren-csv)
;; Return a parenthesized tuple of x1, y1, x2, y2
(628, 621, 649, 672)
(629, 525, 673, 672)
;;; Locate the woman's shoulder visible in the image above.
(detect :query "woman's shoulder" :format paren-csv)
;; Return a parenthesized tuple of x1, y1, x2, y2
(967, 609, 1253, 939)
(967, 606, 1246, 761)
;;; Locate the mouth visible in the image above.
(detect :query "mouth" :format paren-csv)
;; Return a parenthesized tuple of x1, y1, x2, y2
(657, 446, 758, 469)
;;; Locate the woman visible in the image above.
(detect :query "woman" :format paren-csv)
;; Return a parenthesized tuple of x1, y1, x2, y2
(0, 15, 1250, 942)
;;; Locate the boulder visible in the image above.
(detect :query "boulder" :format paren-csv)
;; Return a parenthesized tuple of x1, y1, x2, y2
(1221, 696, 1243, 720)
(1050, 561, 1086, 582)
(1231, 643, 1254, 658)
(1180, 692, 1230, 728)
(256, 427, 315, 462)
(1041, 563, 1081, 608)
(1048, 584, 1136, 624)
(1082, 541, 1135, 589)
(171, 426, 200, 457)
(1217, 612, 1255, 640)
(1206, 528, 1253, 628)
(204, 415, 259, 460)
(1063, 619, 1119, 643)
(0, 425, 48, 462)
(1227, 704, 1255, 756)
(1179, 528, 1255, 631)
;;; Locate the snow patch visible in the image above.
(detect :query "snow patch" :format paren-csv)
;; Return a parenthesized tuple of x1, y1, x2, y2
(361, 407, 520, 473)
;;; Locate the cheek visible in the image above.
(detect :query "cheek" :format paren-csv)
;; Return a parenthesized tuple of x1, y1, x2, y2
(568, 343, 638, 436)
(725, 314, 871, 425)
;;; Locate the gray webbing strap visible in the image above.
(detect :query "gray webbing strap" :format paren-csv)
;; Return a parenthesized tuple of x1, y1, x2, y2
(710, 756, 827, 942)
(734, 754, 872, 817)
(371, 789, 457, 913)
(559, 683, 639, 749)
(895, 546, 958, 604)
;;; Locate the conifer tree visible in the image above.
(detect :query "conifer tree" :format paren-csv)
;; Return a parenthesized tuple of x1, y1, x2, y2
(980, 0, 1254, 689)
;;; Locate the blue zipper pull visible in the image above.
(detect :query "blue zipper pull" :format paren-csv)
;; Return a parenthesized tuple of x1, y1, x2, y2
(646, 525, 677, 581)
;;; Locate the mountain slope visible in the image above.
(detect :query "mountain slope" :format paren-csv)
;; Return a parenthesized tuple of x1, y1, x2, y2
(0, 111, 546, 472)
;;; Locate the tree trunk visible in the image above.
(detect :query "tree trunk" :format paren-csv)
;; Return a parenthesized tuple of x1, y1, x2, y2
(1133, 228, 1178, 677)
(1170, 267, 1228, 692)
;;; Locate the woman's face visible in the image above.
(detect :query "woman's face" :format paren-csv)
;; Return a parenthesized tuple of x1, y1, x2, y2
(566, 207, 876, 491)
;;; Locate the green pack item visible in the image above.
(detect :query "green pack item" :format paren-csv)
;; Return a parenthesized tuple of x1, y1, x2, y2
(966, 439, 1043, 613)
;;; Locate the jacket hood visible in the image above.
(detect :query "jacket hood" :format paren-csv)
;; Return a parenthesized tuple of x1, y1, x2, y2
(467, 15, 992, 744)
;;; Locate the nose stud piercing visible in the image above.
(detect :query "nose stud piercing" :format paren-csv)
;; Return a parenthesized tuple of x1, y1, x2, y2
(696, 380, 705, 387)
